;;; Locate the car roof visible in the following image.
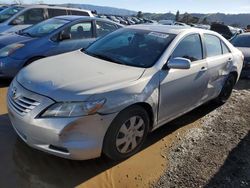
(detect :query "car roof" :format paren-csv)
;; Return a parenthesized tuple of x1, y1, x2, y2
(11, 4, 91, 12)
(127, 24, 207, 35)
(53, 15, 124, 26)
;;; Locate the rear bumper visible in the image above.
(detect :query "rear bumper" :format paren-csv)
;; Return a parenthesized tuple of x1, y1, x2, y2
(7, 79, 117, 160)
(0, 57, 24, 78)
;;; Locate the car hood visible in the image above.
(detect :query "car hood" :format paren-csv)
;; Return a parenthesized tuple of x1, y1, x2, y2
(237, 47, 250, 58)
(17, 50, 145, 101)
(0, 33, 33, 49)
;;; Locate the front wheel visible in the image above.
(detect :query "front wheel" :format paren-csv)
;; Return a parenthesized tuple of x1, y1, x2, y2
(215, 74, 236, 104)
(103, 105, 150, 161)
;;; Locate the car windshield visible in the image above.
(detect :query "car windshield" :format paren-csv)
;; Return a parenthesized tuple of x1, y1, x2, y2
(85, 28, 176, 68)
(0, 6, 24, 23)
(19, 18, 69, 38)
(231, 35, 250, 48)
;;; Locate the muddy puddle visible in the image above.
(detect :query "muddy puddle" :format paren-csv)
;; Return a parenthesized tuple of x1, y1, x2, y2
(78, 121, 201, 188)
(0, 88, 7, 115)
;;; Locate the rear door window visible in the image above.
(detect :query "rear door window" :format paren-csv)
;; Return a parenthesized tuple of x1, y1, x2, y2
(48, 9, 67, 18)
(16, 8, 45, 24)
(171, 34, 203, 62)
(96, 21, 119, 37)
(70, 10, 89, 16)
(204, 34, 222, 57)
(63, 22, 93, 39)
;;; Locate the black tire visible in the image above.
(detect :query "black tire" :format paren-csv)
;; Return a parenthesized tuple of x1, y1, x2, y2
(103, 105, 150, 161)
(215, 74, 236, 104)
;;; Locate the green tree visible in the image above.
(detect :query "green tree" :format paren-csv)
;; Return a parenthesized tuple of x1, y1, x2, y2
(175, 10, 180, 21)
(181, 12, 190, 24)
(137, 11, 143, 18)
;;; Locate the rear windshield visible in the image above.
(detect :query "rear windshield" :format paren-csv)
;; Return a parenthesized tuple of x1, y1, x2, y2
(231, 35, 250, 48)
(0, 6, 24, 23)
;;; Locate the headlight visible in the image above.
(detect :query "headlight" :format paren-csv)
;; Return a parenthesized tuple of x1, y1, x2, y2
(41, 99, 106, 118)
(0, 43, 25, 57)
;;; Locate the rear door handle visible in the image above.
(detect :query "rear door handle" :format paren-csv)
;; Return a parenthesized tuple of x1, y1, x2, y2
(201, 66, 207, 71)
(228, 58, 233, 62)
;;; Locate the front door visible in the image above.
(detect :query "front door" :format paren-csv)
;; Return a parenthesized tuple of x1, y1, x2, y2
(158, 34, 209, 124)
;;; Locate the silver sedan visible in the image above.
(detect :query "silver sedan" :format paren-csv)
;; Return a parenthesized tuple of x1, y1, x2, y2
(7, 25, 243, 160)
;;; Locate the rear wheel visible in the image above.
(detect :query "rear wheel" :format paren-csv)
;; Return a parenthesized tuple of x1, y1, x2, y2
(103, 105, 150, 160)
(215, 74, 236, 104)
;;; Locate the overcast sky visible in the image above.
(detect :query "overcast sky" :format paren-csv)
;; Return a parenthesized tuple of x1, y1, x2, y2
(9, 0, 250, 14)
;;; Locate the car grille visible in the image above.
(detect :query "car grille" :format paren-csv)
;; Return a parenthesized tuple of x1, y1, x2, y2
(8, 95, 40, 116)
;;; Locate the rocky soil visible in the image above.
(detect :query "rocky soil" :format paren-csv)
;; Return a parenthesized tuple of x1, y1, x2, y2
(154, 83, 250, 188)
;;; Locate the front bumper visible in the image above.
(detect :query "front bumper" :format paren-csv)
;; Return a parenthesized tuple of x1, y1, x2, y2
(0, 56, 24, 78)
(7, 80, 117, 160)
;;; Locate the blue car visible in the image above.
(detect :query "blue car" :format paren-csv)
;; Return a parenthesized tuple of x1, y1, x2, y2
(0, 15, 123, 78)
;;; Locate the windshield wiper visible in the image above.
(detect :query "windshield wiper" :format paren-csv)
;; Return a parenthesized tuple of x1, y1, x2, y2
(85, 51, 125, 65)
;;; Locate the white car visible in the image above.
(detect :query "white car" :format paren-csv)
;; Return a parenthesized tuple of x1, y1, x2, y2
(0, 5, 93, 34)
(8, 25, 243, 160)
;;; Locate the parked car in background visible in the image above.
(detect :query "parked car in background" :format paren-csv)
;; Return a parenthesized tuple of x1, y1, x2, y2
(0, 5, 8, 12)
(228, 26, 244, 35)
(8, 25, 243, 161)
(143, 18, 157, 24)
(159, 20, 189, 27)
(125, 17, 136, 25)
(107, 15, 120, 23)
(131, 17, 141, 24)
(210, 23, 233, 39)
(194, 24, 211, 30)
(0, 16, 122, 78)
(116, 16, 128, 25)
(231, 33, 250, 78)
(0, 5, 93, 34)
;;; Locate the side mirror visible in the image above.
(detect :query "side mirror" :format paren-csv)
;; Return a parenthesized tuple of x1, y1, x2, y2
(58, 32, 71, 41)
(167, 57, 191, 70)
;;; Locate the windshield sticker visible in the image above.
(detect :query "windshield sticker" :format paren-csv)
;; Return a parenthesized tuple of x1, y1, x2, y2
(148, 32, 169, 38)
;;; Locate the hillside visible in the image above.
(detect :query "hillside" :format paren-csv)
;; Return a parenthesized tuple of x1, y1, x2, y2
(60, 3, 136, 16)
(59, 3, 250, 27)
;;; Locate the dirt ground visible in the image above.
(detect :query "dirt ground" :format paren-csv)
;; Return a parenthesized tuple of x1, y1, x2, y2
(154, 79, 250, 188)
(0, 79, 249, 188)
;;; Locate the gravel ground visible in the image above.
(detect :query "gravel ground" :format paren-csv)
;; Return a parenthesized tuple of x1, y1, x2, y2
(154, 85, 250, 188)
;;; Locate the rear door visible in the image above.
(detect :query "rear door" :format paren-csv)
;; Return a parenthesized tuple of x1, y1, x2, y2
(158, 33, 209, 124)
(203, 34, 233, 100)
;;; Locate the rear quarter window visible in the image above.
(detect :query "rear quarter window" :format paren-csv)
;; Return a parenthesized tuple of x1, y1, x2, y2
(221, 41, 231, 54)
(48, 9, 67, 18)
(204, 34, 222, 57)
(70, 10, 89, 16)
